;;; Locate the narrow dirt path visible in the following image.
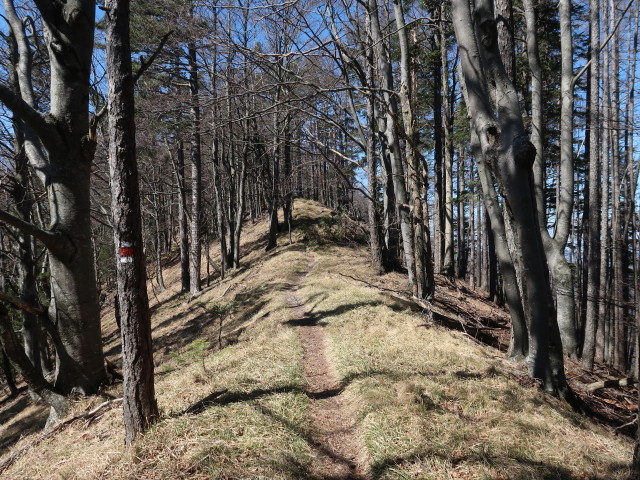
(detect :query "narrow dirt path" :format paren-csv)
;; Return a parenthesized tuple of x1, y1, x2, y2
(286, 255, 369, 480)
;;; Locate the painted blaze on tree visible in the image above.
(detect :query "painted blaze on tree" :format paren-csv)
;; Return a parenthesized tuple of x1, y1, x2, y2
(105, 0, 159, 444)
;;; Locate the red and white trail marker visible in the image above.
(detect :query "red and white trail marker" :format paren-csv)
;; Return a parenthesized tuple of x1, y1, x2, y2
(119, 242, 134, 263)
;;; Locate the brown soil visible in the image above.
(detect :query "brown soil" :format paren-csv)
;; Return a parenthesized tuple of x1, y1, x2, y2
(286, 255, 369, 480)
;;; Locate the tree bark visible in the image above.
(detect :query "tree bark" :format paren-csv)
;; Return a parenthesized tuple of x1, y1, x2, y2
(368, 0, 416, 290)
(582, 0, 602, 371)
(365, 51, 384, 275)
(525, 0, 578, 358)
(441, 11, 455, 277)
(188, 42, 202, 295)
(175, 141, 190, 292)
(393, 0, 434, 298)
(105, 0, 158, 444)
(1, 348, 18, 397)
(0, 304, 67, 420)
(452, 0, 567, 394)
(0, 0, 107, 394)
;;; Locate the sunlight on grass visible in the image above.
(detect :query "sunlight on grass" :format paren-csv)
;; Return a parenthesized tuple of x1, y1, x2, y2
(1, 199, 635, 480)
(298, 243, 634, 480)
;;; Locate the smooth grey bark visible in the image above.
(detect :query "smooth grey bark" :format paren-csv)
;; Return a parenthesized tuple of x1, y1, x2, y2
(470, 131, 528, 361)
(1, 348, 18, 396)
(6, 33, 43, 378)
(368, 0, 416, 290)
(459, 69, 527, 359)
(554, 0, 579, 358)
(582, 0, 601, 370)
(4, 19, 43, 379)
(525, 0, 578, 358)
(105, 0, 158, 444)
(0, 0, 106, 394)
(452, 0, 567, 394)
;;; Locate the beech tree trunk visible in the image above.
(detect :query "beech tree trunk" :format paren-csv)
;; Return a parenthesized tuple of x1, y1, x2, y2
(582, 0, 602, 370)
(0, 0, 106, 394)
(105, 0, 158, 444)
(368, 0, 415, 290)
(0, 304, 68, 421)
(1, 348, 18, 396)
(525, 0, 578, 358)
(452, 0, 567, 394)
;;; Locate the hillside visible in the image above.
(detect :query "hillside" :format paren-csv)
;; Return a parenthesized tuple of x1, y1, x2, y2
(0, 199, 634, 479)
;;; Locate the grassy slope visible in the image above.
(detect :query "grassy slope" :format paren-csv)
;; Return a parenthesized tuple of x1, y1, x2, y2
(0, 199, 633, 479)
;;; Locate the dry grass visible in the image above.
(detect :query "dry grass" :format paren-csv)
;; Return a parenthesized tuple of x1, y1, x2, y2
(0, 198, 635, 479)
(296, 242, 634, 480)
(2, 205, 319, 479)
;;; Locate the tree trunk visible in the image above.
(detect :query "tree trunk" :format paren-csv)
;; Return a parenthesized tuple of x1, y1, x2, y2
(0, 304, 68, 420)
(105, 0, 158, 444)
(525, 0, 578, 358)
(433, 32, 444, 271)
(176, 141, 190, 292)
(365, 58, 384, 275)
(441, 11, 455, 277)
(582, 0, 602, 371)
(368, 0, 415, 291)
(1, 348, 18, 396)
(266, 108, 280, 252)
(452, 0, 567, 394)
(494, 0, 516, 81)
(188, 43, 202, 296)
(393, 0, 434, 299)
(470, 129, 528, 361)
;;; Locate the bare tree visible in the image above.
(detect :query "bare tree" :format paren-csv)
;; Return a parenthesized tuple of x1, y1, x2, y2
(0, 0, 106, 393)
(105, 0, 159, 444)
(452, 0, 567, 394)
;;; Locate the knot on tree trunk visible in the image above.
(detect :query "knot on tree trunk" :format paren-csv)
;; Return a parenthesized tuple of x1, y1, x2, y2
(81, 135, 97, 163)
(513, 135, 536, 169)
(473, 6, 498, 49)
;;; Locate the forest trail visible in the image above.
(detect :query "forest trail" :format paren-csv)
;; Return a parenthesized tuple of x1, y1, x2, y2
(286, 253, 369, 480)
(0, 200, 634, 479)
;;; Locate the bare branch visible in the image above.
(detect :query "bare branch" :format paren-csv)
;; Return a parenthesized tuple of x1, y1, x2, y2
(0, 85, 60, 151)
(0, 290, 44, 316)
(0, 207, 67, 256)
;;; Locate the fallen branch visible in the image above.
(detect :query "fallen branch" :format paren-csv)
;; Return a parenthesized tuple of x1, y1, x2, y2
(335, 272, 406, 295)
(613, 414, 637, 433)
(207, 254, 222, 273)
(583, 377, 637, 392)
